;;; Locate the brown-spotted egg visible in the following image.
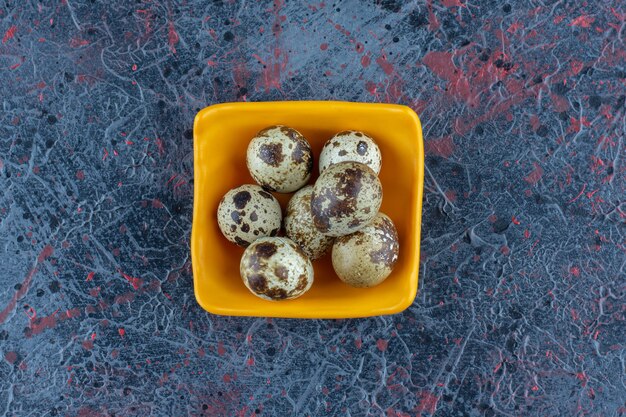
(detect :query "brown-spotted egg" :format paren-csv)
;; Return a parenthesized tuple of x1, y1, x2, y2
(240, 237, 314, 300)
(246, 126, 313, 193)
(319, 131, 382, 175)
(332, 213, 399, 287)
(284, 186, 334, 260)
(217, 184, 281, 247)
(311, 161, 382, 237)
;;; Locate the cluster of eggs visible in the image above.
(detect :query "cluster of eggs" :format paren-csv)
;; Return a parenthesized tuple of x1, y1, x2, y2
(217, 126, 400, 301)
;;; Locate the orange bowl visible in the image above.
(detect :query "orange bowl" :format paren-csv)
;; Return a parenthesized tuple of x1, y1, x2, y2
(192, 101, 424, 318)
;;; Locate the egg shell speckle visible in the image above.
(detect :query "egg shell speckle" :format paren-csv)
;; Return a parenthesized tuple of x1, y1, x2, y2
(284, 186, 334, 260)
(311, 161, 382, 237)
(332, 213, 399, 288)
(319, 130, 382, 175)
(217, 184, 282, 247)
(246, 125, 313, 193)
(240, 237, 314, 300)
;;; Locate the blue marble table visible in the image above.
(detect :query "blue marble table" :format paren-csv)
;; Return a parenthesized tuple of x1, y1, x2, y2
(1, 1, 624, 416)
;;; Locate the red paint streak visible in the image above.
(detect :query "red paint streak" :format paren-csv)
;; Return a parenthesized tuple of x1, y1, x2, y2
(118, 328, 126, 338)
(423, 50, 457, 79)
(570, 60, 584, 75)
(136, 9, 153, 38)
(333, 23, 350, 37)
(507, 22, 522, 34)
(27, 310, 58, 337)
(416, 391, 439, 416)
(524, 163, 544, 185)
(2, 25, 17, 44)
(232, 62, 249, 95)
(493, 362, 502, 374)
(355, 337, 362, 349)
(567, 116, 591, 134)
(511, 216, 520, 225)
(376, 339, 388, 351)
(425, 136, 454, 158)
(217, 341, 226, 356)
(570, 266, 580, 277)
(4, 351, 18, 364)
(69, 38, 89, 48)
(530, 115, 540, 131)
(570, 15, 595, 28)
(257, 48, 287, 92)
(38, 245, 54, 262)
(441, 0, 463, 7)
(246, 356, 255, 366)
(426, 0, 440, 31)
(168, 22, 179, 53)
(65, 308, 80, 319)
(423, 51, 472, 105)
(76, 170, 85, 180)
(320, 43, 328, 51)
(86, 271, 95, 281)
(0, 245, 54, 324)
(361, 53, 371, 68)
(119, 270, 142, 290)
(25, 306, 36, 320)
(154, 137, 165, 155)
(375, 54, 394, 75)
(550, 93, 570, 112)
(114, 292, 135, 304)
(10, 58, 24, 70)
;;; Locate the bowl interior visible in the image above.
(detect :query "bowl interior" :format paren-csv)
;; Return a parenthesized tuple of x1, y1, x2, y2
(192, 101, 423, 318)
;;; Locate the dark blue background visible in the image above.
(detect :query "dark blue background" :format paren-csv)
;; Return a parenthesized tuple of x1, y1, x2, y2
(1, 1, 624, 416)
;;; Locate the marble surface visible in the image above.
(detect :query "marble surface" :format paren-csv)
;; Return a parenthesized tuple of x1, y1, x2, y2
(1, 1, 624, 416)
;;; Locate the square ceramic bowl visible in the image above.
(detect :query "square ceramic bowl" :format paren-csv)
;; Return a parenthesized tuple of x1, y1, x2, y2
(192, 101, 423, 318)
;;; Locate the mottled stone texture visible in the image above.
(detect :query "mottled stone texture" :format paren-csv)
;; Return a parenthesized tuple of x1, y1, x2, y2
(0, 1, 624, 416)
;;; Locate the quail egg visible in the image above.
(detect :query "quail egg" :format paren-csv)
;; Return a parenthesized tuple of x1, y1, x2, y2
(246, 125, 313, 193)
(217, 184, 281, 247)
(240, 237, 314, 300)
(311, 161, 382, 237)
(319, 131, 382, 175)
(332, 213, 399, 287)
(284, 186, 334, 260)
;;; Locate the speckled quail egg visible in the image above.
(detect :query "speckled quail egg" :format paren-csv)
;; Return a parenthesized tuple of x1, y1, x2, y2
(284, 186, 334, 260)
(246, 125, 314, 193)
(311, 161, 382, 237)
(332, 213, 399, 288)
(319, 131, 382, 175)
(217, 184, 282, 247)
(240, 237, 314, 300)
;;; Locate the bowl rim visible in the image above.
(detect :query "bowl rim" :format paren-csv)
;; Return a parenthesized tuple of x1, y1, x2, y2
(192, 100, 424, 318)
